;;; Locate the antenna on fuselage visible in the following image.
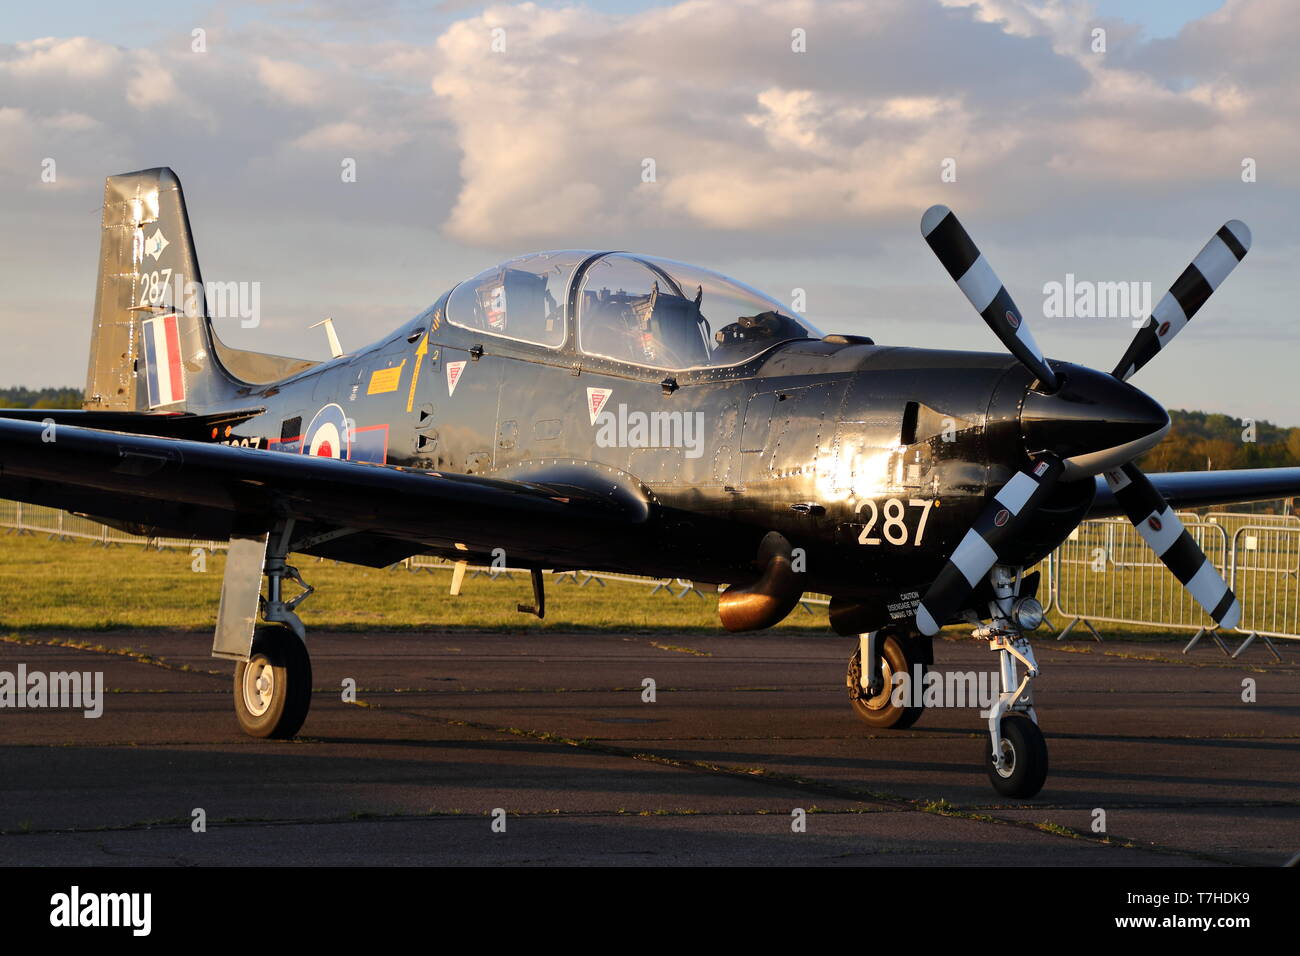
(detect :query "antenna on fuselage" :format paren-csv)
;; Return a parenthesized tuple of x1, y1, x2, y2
(310, 318, 344, 358)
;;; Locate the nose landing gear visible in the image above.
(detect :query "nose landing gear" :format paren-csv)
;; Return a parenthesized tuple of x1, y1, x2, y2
(977, 566, 1048, 798)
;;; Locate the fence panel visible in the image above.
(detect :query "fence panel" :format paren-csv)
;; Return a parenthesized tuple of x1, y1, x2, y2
(1230, 524, 1300, 643)
(1052, 515, 1231, 634)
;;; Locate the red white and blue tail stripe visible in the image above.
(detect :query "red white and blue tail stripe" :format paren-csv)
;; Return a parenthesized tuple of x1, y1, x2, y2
(142, 313, 186, 408)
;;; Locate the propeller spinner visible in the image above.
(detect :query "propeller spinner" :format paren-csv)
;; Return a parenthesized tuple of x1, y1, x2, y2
(915, 207, 1249, 635)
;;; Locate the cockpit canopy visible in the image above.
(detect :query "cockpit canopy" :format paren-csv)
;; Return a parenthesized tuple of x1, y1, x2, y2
(445, 251, 821, 370)
(445, 251, 573, 347)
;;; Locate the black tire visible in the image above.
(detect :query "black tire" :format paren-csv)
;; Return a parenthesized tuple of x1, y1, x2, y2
(233, 625, 312, 739)
(986, 713, 1048, 798)
(848, 633, 926, 730)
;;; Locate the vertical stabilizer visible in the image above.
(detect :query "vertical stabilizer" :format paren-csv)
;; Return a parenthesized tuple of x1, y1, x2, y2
(85, 168, 217, 410)
(84, 167, 317, 412)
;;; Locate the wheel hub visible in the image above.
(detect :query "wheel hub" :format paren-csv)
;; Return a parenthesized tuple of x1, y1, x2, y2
(995, 737, 1016, 778)
(243, 658, 275, 717)
(862, 658, 895, 711)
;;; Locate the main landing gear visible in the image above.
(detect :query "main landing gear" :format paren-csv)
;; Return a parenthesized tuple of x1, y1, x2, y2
(846, 627, 932, 729)
(213, 520, 317, 739)
(235, 625, 312, 738)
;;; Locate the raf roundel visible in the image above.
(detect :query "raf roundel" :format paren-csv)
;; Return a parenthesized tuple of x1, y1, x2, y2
(302, 403, 351, 460)
(1005, 310, 1020, 330)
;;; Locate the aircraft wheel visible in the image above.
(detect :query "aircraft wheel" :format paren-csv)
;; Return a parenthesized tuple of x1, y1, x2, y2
(986, 713, 1048, 798)
(848, 632, 926, 730)
(234, 625, 312, 739)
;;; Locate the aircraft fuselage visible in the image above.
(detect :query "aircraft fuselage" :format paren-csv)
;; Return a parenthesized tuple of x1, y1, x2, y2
(202, 292, 1092, 622)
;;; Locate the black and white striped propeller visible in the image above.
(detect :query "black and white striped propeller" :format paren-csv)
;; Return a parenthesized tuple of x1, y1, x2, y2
(1101, 463, 1240, 625)
(1112, 221, 1251, 382)
(914, 206, 1248, 636)
(920, 205, 1058, 391)
(914, 453, 1063, 637)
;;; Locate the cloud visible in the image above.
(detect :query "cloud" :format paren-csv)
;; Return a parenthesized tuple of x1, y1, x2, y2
(289, 120, 413, 153)
(126, 56, 183, 110)
(0, 29, 448, 211)
(3, 36, 123, 80)
(255, 55, 327, 107)
(429, 0, 1082, 243)
(429, 0, 1298, 246)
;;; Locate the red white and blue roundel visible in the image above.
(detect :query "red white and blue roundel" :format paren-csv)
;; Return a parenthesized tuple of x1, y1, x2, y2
(301, 404, 351, 460)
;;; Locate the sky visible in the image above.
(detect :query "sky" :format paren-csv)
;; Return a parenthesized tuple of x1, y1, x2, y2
(3, 0, 1298, 424)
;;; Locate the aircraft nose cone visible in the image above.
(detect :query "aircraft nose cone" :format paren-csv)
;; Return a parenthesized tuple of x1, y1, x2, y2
(1020, 364, 1170, 477)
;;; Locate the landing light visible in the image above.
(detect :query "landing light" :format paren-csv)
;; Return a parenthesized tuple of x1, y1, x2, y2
(1011, 597, 1045, 632)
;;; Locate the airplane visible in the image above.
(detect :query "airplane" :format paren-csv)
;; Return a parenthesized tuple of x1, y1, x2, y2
(3, 167, 1297, 798)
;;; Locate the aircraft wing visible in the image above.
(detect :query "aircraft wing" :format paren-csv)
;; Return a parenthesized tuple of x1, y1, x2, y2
(1089, 468, 1300, 519)
(0, 417, 651, 567)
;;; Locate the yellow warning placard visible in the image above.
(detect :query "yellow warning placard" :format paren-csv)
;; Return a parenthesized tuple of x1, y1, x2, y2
(367, 361, 405, 395)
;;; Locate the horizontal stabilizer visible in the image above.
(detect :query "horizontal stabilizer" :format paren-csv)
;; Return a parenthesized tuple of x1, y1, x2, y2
(0, 407, 265, 442)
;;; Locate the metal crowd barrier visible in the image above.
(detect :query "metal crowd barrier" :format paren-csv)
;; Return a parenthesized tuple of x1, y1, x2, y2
(1052, 512, 1297, 658)
(1225, 524, 1300, 660)
(1052, 516, 1231, 639)
(1, 500, 1294, 655)
(0, 500, 224, 552)
(1205, 511, 1300, 537)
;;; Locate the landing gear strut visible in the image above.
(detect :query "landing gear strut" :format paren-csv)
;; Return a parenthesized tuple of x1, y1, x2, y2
(213, 520, 317, 739)
(846, 628, 931, 729)
(977, 565, 1048, 797)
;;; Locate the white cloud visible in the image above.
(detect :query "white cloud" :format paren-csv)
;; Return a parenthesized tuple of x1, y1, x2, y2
(126, 57, 182, 110)
(290, 120, 412, 153)
(255, 56, 327, 107)
(3, 36, 122, 79)
(429, 0, 1299, 246)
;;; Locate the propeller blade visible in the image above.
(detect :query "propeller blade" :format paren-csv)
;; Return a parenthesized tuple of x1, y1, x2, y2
(921, 204, 1058, 392)
(1112, 221, 1251, 382)
(1102, 463, 1241, 628)
(915, 454, 1064, 636)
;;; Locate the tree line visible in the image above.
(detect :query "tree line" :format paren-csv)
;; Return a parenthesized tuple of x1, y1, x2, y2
(0, 386, 82, 409)
(1138, 410, 1300, 472)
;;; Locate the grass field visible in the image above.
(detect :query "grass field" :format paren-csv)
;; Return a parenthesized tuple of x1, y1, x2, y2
(0, 533, 832, 634)
(0, 529, 1281, 643)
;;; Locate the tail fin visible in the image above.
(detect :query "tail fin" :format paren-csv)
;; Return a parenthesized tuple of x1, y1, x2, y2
(84, 168, 316, 411)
